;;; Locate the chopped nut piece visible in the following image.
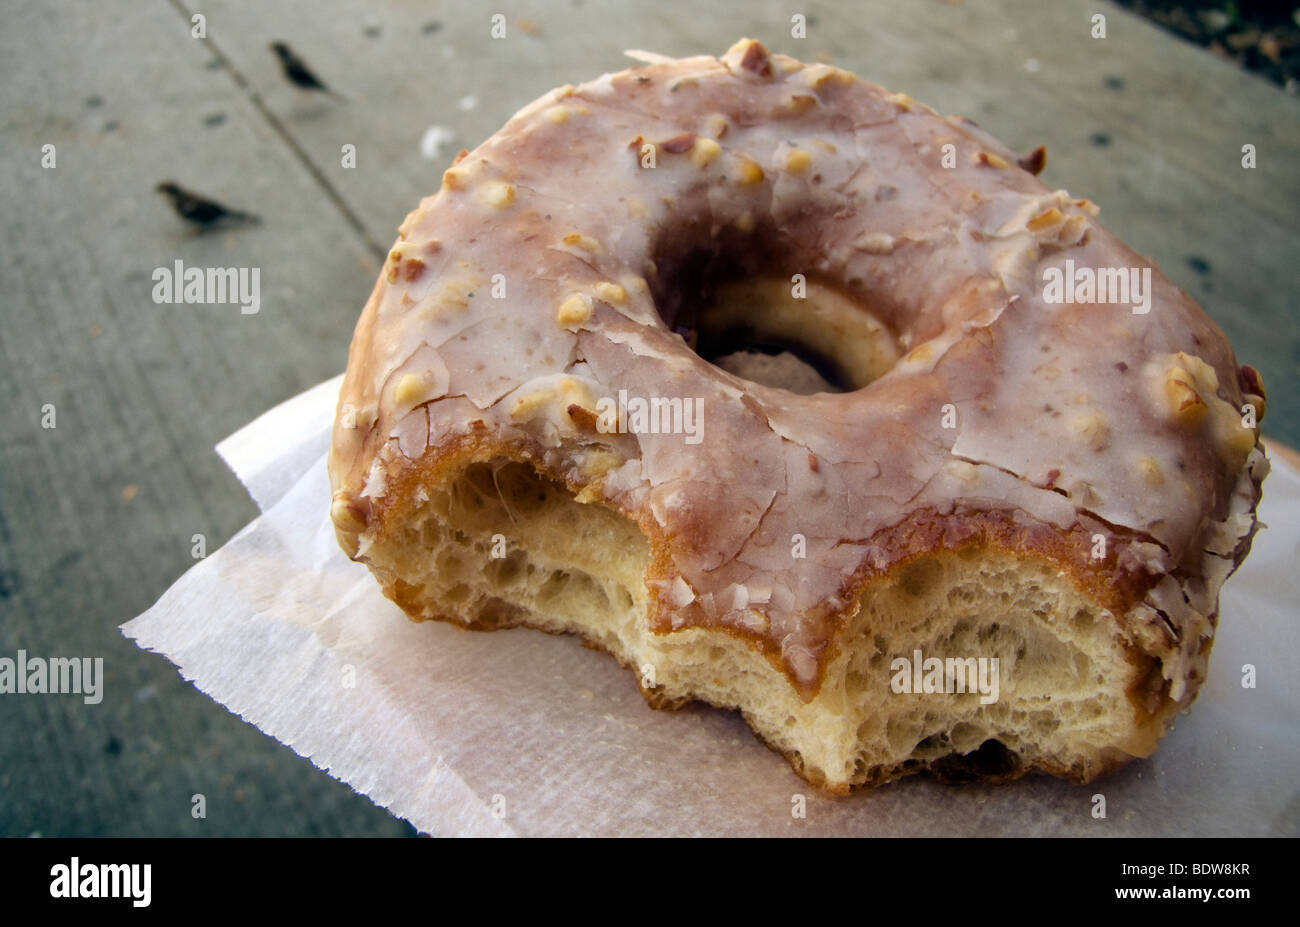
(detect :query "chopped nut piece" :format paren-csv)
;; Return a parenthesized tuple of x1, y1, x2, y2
(477, 181, 516, 208)
(856, 232, 895, 254)
(382, 249, 403, 282)
(1017, 145, 1047, 175)
(785, 148, 812, 173)
(707, 114, 729, 138)
(1174, 351, 1219, 392)
(1137, 457, 1164, 486)
(402, 258, 426, 282)
(394, 373, 427, 406)
(1071, 411, 1110, 451)
(557, 294, 593, 326)
(1238, 364, 1266, 406)
(804, 65, 854, 90)
(735, 158, 764, 185)
(691, 137, 722, 167)
(558, 377, 597, 412)
(1164, 367, 1207, 427)
(566, 403, 600, 432)
(579, 448, 620, 479)
(776, 93, 817, 116)
(660, 132, 697, 154)
(546, 105, 570, 124)
(978, 151, 1010, 169)
(771, 54, 804, 76)
(340, 403, 375, 431)
(442, 166, 468, 190)
(330, 492, 367, 533)
(1027, 207, 1064, 232)
(1224, 423, 1257, 458)
(511, 390, 554, 419)
(1232, 364, 1263, 400)
(1059, 214, 1088, 246)
(594, 282, 626, 303)
(737, 39, 772, 76)
(562, 232, 601, 251)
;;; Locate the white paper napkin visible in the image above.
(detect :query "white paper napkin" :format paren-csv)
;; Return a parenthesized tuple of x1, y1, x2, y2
(122, 378, 1300, 836)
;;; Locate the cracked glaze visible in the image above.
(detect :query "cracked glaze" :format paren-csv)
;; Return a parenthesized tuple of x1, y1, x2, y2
(329, 40, 1267, 698)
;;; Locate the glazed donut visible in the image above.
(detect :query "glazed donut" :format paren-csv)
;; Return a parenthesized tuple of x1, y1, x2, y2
(328, 39, 1268, 791)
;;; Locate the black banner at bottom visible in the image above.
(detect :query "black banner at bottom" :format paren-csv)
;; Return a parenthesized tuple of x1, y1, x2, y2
(0, 836, 1278, 913)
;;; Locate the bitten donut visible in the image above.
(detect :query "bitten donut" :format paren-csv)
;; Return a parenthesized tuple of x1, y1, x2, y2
(327, 39, 1269, 791)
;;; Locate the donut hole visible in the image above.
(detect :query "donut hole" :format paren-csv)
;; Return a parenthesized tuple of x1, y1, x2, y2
(646, 226, 903, 395)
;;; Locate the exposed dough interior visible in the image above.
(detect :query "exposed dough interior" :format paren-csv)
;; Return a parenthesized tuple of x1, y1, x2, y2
(367, 458, 1156, 789)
